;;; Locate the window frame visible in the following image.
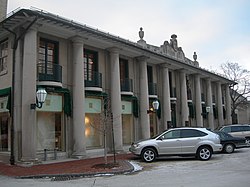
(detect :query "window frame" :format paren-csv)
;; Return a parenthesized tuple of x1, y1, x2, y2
(84, 49, 98, 81)
(0, 39, 8, 75)
(38, 38, 59, 75)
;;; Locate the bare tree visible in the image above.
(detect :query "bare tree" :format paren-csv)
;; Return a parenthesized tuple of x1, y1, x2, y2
(88, 95, 116, 164)
(220, 62, 250, 123)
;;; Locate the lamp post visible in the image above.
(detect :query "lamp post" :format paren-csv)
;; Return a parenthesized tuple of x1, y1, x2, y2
(30, 88, 47, 109)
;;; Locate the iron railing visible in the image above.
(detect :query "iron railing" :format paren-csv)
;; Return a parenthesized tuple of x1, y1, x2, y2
(121, 78, 133, 92)
(37, 62, 62, 83)
(85, 71, 102, 88)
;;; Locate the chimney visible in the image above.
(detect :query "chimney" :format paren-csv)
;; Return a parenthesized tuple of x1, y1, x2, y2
(0, 0, 8, 20)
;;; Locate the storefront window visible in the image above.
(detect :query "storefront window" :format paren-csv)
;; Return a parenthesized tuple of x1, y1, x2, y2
(85, 113, 103, 148)
(37, 112, 64, 151)
(0, 116, 9, 151)
(122, 114, 133, 145)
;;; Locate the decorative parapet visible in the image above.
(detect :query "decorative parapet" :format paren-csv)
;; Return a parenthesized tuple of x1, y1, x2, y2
(160, 34, 185, 62)
(137, 28, 199, 67)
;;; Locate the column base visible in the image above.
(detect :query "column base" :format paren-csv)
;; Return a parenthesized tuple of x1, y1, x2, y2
(18, 158, 41, 166)
(71, 152, 86, 159)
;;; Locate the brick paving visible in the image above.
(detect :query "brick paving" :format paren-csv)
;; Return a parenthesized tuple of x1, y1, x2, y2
(0, 153, 136, 178)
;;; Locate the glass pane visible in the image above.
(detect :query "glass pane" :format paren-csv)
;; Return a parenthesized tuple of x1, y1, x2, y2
(37, 112, 64, 151)
(122, 114, 133, 145)
(85, 114, 103, 148)
(0, 117, 9, 151)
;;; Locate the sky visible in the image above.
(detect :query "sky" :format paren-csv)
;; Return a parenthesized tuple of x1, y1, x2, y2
(6, 0, 250, 73)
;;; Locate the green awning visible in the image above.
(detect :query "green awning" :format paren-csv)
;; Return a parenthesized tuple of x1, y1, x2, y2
(85, 91, 108, 97)
(54, 87, 72, 116)
(121, 95, 139, 118)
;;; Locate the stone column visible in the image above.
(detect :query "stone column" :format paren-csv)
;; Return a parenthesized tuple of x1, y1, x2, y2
(21, 28, 37, 162)
(180, 71, 189, 126)
(137, 56, 150, 139)
(109, 48, 123, 151)
(162, 64, 171, 129)
(195, 74, 203, 127)
(217, 82, 224, 128)
(225, 84, 232, 124)
(206, 79, 214, 130)
(72, 37, 86, 158)
(14, 37, 23, 161)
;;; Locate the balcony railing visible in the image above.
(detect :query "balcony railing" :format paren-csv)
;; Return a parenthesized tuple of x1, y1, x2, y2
(148, 82, 157, 95)
(85, 71, 102, 88)
(121, 78, 133, 92)
(37, 62, 62, 83)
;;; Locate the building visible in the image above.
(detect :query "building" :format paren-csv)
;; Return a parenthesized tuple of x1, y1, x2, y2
(0, 6, 235, 164)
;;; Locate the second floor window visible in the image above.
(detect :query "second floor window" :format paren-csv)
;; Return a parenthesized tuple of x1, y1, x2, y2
(119, 58, 129, 81)
(38, 38, 58, 75)
(84, 49, 98, 81)
(0, 40, 8, 74)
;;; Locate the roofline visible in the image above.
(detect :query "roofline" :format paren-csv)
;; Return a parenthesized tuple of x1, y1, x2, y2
(0, 8, 235, 84)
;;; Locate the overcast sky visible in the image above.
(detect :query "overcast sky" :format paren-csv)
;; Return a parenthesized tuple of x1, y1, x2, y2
(7, 0, 250, 72)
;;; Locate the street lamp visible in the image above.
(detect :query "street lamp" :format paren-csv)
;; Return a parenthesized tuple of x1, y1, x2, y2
(152, 100, 159, 111)
(206, 106, 211, 114)
(147, 100, 159, 113)
(30, 88, 47, 109)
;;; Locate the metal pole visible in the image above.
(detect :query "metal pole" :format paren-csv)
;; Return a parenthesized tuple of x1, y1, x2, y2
(111, 113, 116, 163)
(3, 16, 38, 165)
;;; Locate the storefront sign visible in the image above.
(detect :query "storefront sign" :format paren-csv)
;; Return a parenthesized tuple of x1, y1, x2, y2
(121, 101, 132, 114)
(37, 94, 62, 112)
(0, 96, 9, 113)
(85, 98, 101, 113)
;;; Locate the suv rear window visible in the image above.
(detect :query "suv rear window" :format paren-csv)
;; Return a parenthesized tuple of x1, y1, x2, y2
(242, 126, 250, 131)
(181, 129, 207, 138)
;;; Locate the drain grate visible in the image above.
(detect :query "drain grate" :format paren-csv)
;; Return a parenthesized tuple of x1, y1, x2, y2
(51, 176, 73, 181)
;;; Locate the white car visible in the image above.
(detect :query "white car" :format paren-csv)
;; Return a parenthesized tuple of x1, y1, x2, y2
(129, 127, 222, 162)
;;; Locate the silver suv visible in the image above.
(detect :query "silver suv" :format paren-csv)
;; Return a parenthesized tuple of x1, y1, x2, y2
(129, 127, 222, 162)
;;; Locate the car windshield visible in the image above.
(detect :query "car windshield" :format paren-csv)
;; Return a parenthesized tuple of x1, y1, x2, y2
(216, 131, 233, 139)
(151, 130, 167, 139)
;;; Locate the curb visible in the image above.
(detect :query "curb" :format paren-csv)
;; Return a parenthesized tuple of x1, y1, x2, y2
(17, 160, 134, 180)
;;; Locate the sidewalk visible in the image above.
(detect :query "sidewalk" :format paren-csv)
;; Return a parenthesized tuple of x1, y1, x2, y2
(0, 153, 137, 179)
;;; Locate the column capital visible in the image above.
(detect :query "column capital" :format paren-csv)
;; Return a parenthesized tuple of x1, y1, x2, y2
(108, 47, 121, 54)
(71, 36, 87, 44)
(160, 63, 171, 68)
(135, 55, 150, 62)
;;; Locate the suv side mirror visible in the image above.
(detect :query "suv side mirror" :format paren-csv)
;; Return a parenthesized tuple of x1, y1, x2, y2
(157, 136, 163, 141)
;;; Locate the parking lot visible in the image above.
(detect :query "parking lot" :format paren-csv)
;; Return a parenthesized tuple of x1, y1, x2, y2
(1, 147, 250, 187)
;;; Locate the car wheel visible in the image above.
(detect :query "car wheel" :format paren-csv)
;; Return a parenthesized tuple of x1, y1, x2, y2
(224, 144, 235, 154)
(246, 137, 250, 145)
(197, 146, 212, 161)
(141, 148, 156, 162)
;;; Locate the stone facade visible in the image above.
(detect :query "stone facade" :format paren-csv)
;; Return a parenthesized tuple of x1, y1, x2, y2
(0, 8, 234, 164)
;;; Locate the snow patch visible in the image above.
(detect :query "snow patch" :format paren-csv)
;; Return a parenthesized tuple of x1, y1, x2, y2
(128, 161, 143, 172)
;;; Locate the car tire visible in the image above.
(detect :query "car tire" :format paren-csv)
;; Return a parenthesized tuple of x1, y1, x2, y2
(141, 148, 156, 162)
(224, 143, 235, 154)
(245, 137, 250, 145)
(196, 146, 212, 161)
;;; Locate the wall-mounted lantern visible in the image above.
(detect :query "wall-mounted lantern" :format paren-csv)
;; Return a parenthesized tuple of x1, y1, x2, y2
(30, 88, 47, 109)
(206, 106, 211, 114)
(147, 100, 159, 114)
